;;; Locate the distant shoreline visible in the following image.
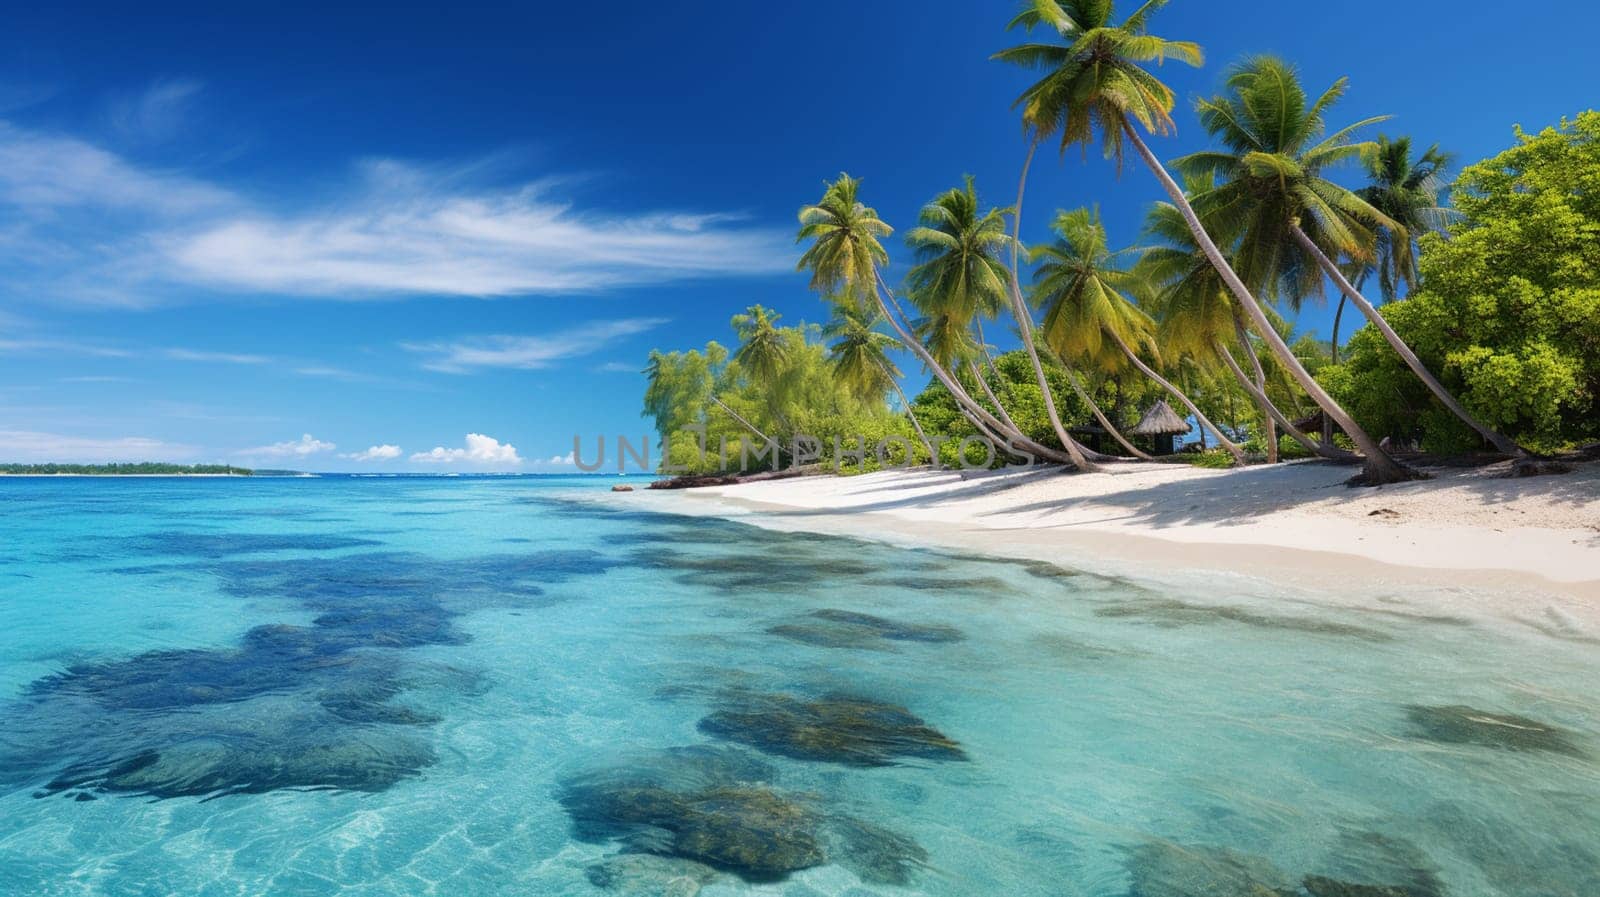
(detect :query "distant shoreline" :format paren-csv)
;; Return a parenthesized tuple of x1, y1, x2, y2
(0, 473, 253, 478)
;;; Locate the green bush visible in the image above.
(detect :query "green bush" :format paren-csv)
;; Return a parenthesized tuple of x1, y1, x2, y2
(1331, 112, 1600, 453)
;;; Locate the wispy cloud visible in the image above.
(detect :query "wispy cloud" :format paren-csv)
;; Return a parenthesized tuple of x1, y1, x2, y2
(341, 444, 402, 462)
(163, 347, 271, 365)
(104, 78, 204, 144)
(0, 429, 197, 462)
(596, 360, 642, 373)
(238, 433, 336, 458)
(404, 317, 668, 373)
(410, 433, 521, 466)
(0, 337, 135, 358)
(0, 120, 791, 307)
(0, 121, 231, 214)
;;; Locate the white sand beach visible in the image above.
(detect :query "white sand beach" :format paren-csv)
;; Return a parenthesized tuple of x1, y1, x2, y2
(631, 458, 1600, 625)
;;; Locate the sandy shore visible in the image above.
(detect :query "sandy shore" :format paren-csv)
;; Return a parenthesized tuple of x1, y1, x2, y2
(627, 458, 1600, 631)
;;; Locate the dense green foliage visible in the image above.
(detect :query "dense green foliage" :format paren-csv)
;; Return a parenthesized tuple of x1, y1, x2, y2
(644, 319, 919, 475)
(0, 463, 252, 475)
(1328, 114, 1600, 452)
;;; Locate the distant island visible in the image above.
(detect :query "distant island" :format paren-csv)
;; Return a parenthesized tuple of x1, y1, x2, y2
(0, 463, 256, 476)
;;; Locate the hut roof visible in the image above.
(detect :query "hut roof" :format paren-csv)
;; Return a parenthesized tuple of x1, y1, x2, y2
(1129, 400, 1189, 436)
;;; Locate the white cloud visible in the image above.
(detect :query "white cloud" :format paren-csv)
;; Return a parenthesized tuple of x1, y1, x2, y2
(105, 79, 204, 143)
(342, 444, 402, 462)
(164, 347, 271, 365)
(526, 450, 577, 472)
(597, 361, 640, 373)
(164, 165, 791, 297)
(404, 318, 667, 373)
(239, 433, 336, 458)
(0, 121, 790, 307)
(0, 429, 197, 462)
(410, 433, 522, 467)
(0, 122, 231, 214)
(0, 337, 135, 358)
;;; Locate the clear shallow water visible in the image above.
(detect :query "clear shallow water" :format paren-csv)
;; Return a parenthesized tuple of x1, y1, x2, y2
(0, 476, 1596, 897)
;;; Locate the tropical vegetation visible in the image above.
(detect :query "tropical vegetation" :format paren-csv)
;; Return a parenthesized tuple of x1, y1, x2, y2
(642, 2, 1599, 483)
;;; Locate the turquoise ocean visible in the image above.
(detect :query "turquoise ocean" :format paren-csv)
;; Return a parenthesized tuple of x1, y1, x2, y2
(0, 475, 1595, 896)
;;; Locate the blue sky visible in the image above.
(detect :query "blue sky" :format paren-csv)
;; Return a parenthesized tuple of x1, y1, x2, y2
(2, 1, 1596, 470)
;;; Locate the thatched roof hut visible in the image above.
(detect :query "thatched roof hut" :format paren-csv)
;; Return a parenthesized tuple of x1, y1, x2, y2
(1130, 401, 1189, 436)
(1130, 400, 1189, 455)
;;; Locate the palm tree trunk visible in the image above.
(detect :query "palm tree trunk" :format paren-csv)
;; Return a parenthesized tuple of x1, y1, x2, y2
(882, 361, 935, 464)
(973, 318, 1023, 433)
(1040, 343, 1153, 460)
(1227, 317, 1275, 462)
(1004, 142, 1105, 470)
(1122, 121, 1417, 484)
(711, 397, 779, 460)
(1290, 224, 1525, 458)
(1214, 336, 1342, 460)
(1105, 326, 1246, 465)
(870, 271, 1086, 468)
(1330, 294, 1348, 365)
(970, 361, 1019, 432)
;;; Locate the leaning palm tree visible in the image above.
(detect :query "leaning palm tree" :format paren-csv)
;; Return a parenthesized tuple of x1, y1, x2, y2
(823, 304, 934, 459)
(1332, 135, 1454, 361)
(797, 174, 1092, 469)
(904, 177, 1033, 438)
(1142, 194, 1345, 462)
(1032, 207, 1246, 464)
(1178, 58, 1522, 457)
(994, 0, 1414, 483)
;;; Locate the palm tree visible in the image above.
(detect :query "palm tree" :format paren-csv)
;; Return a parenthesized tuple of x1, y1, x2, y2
(797, 174, 1092, 469)
(904, 177, 1035, 439)
(730, 305, 789, 387)
(823, 304, 934, 459)
(1332, 135, 1454, 361)
(1178, 58, 1522, 457)
(1032, 207, 1246, 464)
(994, 1, 1415, 483)
(1142, 194, 1346, 461)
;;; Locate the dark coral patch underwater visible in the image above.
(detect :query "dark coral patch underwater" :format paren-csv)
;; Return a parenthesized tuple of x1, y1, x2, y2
(3, 547, 617, 801)
(1404, 704, 1589, 757)
(559, 745, 927, 885)
(697, 691, 968, 767)
(766, 609, 964, 650)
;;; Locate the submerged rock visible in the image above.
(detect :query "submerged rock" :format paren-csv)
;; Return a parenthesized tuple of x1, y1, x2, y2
(1404, 705, 1588, 756)
(1123, 841, 1294, 897)
(1302, 876, 1414, 897)
(767, 609, 964, 650)
(40, 726, 437, 799)
(698, 692, 967, 767)
(826, 815, 929, 885)
(1303, 829, 1446, 897)
(1095, 597, 1392, 642)
(561, 746, 926, 886)
(561, 779, 825, 880)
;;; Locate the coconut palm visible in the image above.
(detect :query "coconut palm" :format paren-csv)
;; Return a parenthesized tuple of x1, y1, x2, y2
(1178, 58, 1522, 457)
(1032, 207, 1246, 464)
(904, 177, 1038, 438)
(994, 1, 1414, 483)
(1141, 194, 1345, 461)
(797, 174, 1092, 469)
(730, 305, 790, 387)
(823, 304, 934, 459)
(1332, 135, 1454, 361)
